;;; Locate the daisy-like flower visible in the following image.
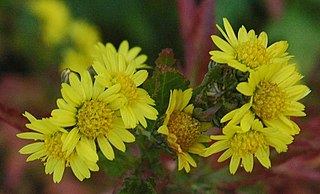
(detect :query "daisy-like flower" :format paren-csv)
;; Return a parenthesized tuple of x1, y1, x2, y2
(205, 119, 293, 174)
(222, 63, 311, 135)
(51, 71, 136, 161)
(158, 89, 211, 172)
(210, 18, 290, 72)
(105, 40, 149, 69)
(92, 42, 158, 128)
(17, 112, 99, 183)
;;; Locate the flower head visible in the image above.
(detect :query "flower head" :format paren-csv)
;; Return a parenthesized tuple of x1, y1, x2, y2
(205, 119, 293, 174)
(92, 42, 158, 128)
(51, 71, 135, 161)
(17, 112, 99, 183)
(158, 89, 211, 172)
(210, 18, 290, 72)
(222, 63, 311, 135)
(105, 40, 149, 69)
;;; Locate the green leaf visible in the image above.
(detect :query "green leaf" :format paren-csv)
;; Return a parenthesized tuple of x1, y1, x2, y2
(98, 147, 138, 177)
(144, 69, 189, 114)
(193, 63, 249, 126)
(144, 49, 189, 115)
(154, 48, 176, 67)
(119, 176, 157, 194)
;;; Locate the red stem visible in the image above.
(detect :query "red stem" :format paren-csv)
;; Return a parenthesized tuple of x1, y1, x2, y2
(178, 0, 216, 86)
(0, 103, 27, 132)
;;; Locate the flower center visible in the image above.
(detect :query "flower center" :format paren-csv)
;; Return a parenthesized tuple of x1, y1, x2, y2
(253, 81, 286, 120)
(44, 132, 69, 160)
(113, 73, 137, 102)
(236, 40, 269, 69)
(230, 130, 267, 157)
(77, 100, 114, 139)
(167, 111, 201, 152)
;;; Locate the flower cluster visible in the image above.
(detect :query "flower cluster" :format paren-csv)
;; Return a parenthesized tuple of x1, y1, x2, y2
(17, 41, 158, 183)
(17, 18, 311, 183)
(205, 18, 310, 174)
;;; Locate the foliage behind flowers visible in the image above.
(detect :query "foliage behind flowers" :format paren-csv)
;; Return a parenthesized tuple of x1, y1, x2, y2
(15, 15, 311, 192)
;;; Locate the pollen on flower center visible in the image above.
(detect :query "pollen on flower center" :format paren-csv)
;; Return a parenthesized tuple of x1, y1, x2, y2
(230, 130, 267, 157)
(167, 111, 201, 152)
(236, 40, 269, 69)
(113, 73, 137, 101)
(44, 132, 69, 160)
(253, 81, 286, 120)
(77, 100, 114, 139)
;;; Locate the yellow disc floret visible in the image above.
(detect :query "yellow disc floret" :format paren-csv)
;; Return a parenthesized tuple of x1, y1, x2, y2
(253, 81, 286, 120)
(167, 111, 201, 152)
(113, 73, 138, 101)
(77, 100, 114, 139)
(230, 130, 267, 157)
(237, 40, 269, 69)
(44, 132, 69, 162)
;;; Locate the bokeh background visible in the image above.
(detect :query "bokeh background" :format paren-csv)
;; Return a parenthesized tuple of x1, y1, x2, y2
(0, 0, 319, 193)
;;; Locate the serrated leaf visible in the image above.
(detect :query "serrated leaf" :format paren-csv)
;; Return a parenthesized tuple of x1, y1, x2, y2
(119, 176, 157, 194)
(144, 70, 189, 114)
(155, 48, 176, 67)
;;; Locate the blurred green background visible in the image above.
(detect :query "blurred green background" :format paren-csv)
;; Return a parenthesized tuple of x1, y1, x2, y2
(1, 0, 319, 77)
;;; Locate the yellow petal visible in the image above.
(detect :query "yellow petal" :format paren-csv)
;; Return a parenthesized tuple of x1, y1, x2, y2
(258, 32, 268, 47)
(107, 130, 126, 152)
(229, 154, 240, 174)
(217, 148, 233, 162)
(76, 140, 98, 162)
(237, 82, 253, 96)
(132, 70, 148, 87)
(53, 160, 65, 183)
(17, 132, 44, 140)
(205, 140, 229, 156)
(62, 127, 80, 156)
(255, 147, 271, 168)
(158, 125, 169, 135)
(211, 35, 234, 54)
(118, 40, 129, 55)
(97, 136, 115, 160)
(242, 154, 254, 172)
(223, 18, 238, 47)
(210, 50, 234, 63)
(19, 142, 44, 154)
(112, 128, 135, 143)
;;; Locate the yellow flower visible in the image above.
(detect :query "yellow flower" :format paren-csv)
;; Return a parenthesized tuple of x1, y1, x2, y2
(105, 40, 149, 69)
(61, 48, 93, 73)
(50, 71, 135, 161)
(17, 112, 99, 183)
(30, 0, 71, 45)
(205, 119, 293, 174)
(158, 89, 211, 172)
(92, 42, 158, 128)
(222, 63, 311, 135)
(210, 18, 290, 72)
(68, 20, 101, 53)
(61, 21, 101, 72)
